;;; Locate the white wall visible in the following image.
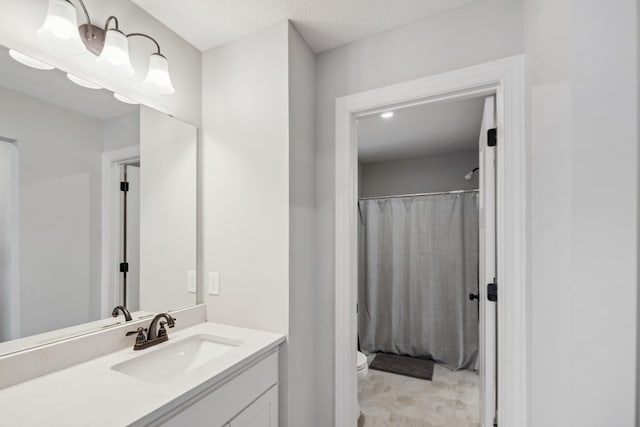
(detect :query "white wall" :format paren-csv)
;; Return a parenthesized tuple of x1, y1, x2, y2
(0, 86, 103, 337)
(287, 22, 316, 427)
(202, 21, 317, 426)
(0, 0, 202, 126)
(525, 1, 638, 425)
(360, 150, 478, 198)
(314, 1, 524, 422)
(139, 106, 197, 313)
(202, 20, 291, 424)
(202, 21, 290, 334)
(102, 111, 140, 152)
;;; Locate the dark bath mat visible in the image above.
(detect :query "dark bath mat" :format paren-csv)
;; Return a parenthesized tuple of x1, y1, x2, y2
(369, 353, 434, 381)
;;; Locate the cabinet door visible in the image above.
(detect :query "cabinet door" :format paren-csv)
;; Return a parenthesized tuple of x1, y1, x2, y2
(228, 385, 278, 427)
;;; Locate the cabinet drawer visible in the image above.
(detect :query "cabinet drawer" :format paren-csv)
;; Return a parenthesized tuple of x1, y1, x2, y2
(227, 385, 278, 427)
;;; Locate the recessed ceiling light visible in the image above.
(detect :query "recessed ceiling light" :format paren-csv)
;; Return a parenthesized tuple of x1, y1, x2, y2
(67, 73, 102, 90)
(8, 49, 54, 70)
(380, 111, 394, 119)
(113, 92, 139, 105)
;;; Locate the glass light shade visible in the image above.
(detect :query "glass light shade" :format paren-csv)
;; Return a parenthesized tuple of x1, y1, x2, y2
(67, 73, 102, 89)
(9, 49, 54, 70)
(113, 93, 139, 105)
(96, 29, 135, 77)
(37, 0, 86, 54)
(142, 53, 175, 94)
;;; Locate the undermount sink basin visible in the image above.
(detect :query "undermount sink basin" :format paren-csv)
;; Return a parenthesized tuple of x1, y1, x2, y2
(112, 334, 242, 384)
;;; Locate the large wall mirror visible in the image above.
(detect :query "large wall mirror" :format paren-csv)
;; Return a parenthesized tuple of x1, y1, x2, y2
(0, 44, 197, 355)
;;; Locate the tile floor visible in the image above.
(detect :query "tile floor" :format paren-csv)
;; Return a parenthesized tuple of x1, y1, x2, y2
(358, 357, 480, 427)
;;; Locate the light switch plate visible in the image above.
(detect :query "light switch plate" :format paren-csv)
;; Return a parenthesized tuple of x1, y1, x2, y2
(187, 270, 196, 294)
(208, 272, 220, 296)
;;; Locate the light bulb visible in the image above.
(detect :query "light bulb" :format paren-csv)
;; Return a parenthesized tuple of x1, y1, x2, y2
(97, 29, 135, 77)
(142, 53, 175, 94)
(37, 0, 86, 54)
(380, 111, 394, 119)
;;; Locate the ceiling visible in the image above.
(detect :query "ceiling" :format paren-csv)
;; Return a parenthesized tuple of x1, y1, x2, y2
(131, 0, 475, 53)
(358, 97, 485, 163)
(0, 47, 137, 121)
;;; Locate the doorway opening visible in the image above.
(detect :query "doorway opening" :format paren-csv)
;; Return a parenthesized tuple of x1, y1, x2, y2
(100, 145, 140, 317)
(333, 56, 526, 427)
(356, 95, 493, 426)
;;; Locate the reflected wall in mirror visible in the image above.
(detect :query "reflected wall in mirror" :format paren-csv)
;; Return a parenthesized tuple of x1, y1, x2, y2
(0, 45, 197, 354)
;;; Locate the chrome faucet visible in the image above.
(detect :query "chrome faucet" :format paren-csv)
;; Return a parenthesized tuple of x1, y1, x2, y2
(125, 313, 176, 350)
(111, 305, 132, 321)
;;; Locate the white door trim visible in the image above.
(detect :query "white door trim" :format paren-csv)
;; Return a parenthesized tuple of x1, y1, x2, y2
(333, 55, 526, 427)
(100, 145, 140, 317)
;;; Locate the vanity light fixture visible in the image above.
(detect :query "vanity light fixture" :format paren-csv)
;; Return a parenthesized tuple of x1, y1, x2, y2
(380, 111, 394, 119)
(8, 49, 55, 70)
(37, 0, 86, 54)
(96, 18, 135, 78)
(37, 0, 175, 94)
(66, 73, 102, 89)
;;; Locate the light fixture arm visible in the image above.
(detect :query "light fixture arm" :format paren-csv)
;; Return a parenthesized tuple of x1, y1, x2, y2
(104, 16, 119, 31)
(75, 0, 91, 28)
(126, 33, 162, 55)
(71, 0, 93, 38)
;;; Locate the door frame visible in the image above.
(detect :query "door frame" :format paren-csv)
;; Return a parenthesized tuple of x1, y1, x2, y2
(100, 145, 140, 317)
(333, 55, 526, 427)
(0, 138, 20, 340)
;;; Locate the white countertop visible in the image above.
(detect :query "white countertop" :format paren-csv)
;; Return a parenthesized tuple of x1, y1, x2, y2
(0, 322, 285, 427)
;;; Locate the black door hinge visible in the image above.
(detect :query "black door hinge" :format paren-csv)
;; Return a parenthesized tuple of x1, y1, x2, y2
(487, 128, 497, 147)
(120, 181, 129, 192)
(487, 281, 497, 302)
(119, 262, 129, 273)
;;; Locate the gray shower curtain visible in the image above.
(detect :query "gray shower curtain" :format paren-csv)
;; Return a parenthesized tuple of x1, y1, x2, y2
(358, 192, 479, 370)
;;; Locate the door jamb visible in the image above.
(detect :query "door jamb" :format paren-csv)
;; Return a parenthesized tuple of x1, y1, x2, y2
(100, 145, 140, 317)
(333, 55, 527, 427)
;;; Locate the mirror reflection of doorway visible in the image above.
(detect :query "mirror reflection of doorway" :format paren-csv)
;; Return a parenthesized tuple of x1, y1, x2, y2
(0, 138, 19, 341)
(119, 163, 140, 311)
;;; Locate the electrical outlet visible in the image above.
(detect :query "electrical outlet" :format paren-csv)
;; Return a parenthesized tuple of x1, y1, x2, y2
(208, 272, 220, 296)
(187, 270, 196, 293)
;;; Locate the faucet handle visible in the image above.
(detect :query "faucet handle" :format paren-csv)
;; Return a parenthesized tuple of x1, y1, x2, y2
(158, 322, 168, 338)
(125, 327, 146, 336)
(126, 327, 147, 345)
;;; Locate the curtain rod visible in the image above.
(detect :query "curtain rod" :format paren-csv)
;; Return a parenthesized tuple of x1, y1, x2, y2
(359, 189, 478, 201)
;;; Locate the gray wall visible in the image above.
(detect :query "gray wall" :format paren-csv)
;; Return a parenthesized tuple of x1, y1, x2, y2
(360, 150, 478, 198)
(314, 1, 524, 423)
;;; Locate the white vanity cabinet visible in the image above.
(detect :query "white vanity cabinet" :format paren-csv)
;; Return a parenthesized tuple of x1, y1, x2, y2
(224, 385, 278, 427)
(152, 351, 279, 427)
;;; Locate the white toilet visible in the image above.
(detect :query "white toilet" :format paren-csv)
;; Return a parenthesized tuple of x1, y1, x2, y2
(357, 351, 369, 377)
